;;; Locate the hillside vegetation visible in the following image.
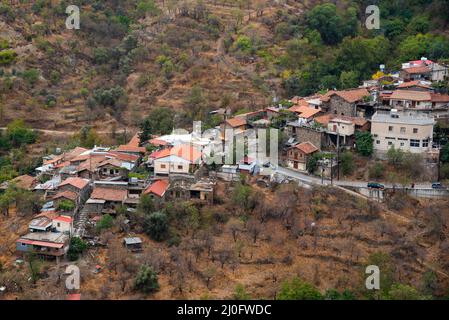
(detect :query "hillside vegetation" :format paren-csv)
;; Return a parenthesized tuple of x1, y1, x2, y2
(1, 0, 449, 133)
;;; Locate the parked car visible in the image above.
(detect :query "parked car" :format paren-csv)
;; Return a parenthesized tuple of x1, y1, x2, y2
(367, 182, 385, 189)
(431, 182, 445, 189)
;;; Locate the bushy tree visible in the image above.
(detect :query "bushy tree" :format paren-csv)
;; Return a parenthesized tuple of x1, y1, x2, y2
(67, 237, 88, 261)
(340, 151, 354, 176)
(278, 277, 322, 300)
(58, 199, 75, 212)
(355, 132, 374, 157)
(134, 264, 159, 293)
(144, 211, 169, 241)
(6, 119, 37, 148)
(139, 107, 174, 143)
(96, 214, 114, 232)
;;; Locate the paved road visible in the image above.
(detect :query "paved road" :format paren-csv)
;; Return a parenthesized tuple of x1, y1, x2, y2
(275, 166, 433, 190)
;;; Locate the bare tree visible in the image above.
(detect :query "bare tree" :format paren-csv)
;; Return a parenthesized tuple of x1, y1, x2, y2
(227, 218, 243, 242)
(247, 218, 262, 244)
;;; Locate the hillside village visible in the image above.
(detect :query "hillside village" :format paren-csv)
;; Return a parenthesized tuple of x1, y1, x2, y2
(2, 0, 449, 301)
(0, 54, 449, 300)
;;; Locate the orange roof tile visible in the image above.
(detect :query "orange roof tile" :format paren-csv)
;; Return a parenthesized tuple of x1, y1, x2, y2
(314, 114, 334, 126)
(334, 88, 370, 103)
(152, 144, 203, 163)
(58, 177, 89, 190)
(91, 187, 127, 202)
(106, 151, 139, 163)
(430, 93, 449, 103)
(403, 66, 431, 74)
(171, 144, 203, 163)
(294, 142, 319, 154)
(63, 147, 89, 161)
(289, 105, 322, 119)
(389, 90, 431, 101)
(52, 190, 78, 201)
(225, 117, 247, 128)
(150, 148, 172, 159)
(397, 80, 431, 89)
(115, 144, 146, 154)
(143, 180, 169, 197)
(75, 155, 107, 173)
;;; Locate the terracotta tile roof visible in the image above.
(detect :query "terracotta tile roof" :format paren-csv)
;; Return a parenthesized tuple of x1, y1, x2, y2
(143, 179, 169, 197)
(9, 175, 37, 190)
(63, 147, 89, 161)
(397, 80, 431, 89)
(91, 187, 128, 202)
(148, 138, 169, 146)
(314, 114, 334, 126)
(315, 114, 367, 127)
(430, 93, 449, 103)
(320, 90, 336, 102)
(152, 144, 203, 163)
(52, 190, 78, 201)
(106, 151, 139, 162)
(128, 133, 141, 147)
(150, 148, 172, 159)
(403, 66, 431, 74)
(320, 89, 370, 103)
(225, 117, 247, 128)
(97, 158, 124, 169)
(44, 155, 64, 165)
(293, 142, 319, 154)
(17, 239, 64, 248)
(115, 133, 146, 154)
(289, 105, 322, 119)
(70, 153, 92, 163)
(389, 90, 431, 101)
(36, 210, 59, 220)
(54, 161, 71, 169)
(75, 155, 107, 172)
(171, 144, 202, 163)
(58, 177, 89, 190)
(115, 144, 146, 154)
(334, 88, 370, 103)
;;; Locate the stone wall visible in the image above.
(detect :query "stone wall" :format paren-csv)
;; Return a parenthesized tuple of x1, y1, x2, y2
(292, 126, 327, 150)
(328, 96, 356, 116)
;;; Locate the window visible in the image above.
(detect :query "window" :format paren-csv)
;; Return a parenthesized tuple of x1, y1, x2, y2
(388, 141, 393, 146)
(177, 165, 183, 170)
(422, 139, 429, 147)
(57, 223, 61, 227)
(388, 126, 393, 132)
(400, 127, 406, 134)
(161, 164, 166, 169)
(400, 142, 404, 147)
(413, 128, 418, 134)
(376, 140, 380, 144)
(410, 139, 420, 147)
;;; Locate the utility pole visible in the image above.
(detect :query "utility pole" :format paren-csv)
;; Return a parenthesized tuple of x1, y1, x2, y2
(336, 129, 340, 181)
(330, 156, 333, 185)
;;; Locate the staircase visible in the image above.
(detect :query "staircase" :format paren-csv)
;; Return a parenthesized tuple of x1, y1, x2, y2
(73, 206, 89, 238)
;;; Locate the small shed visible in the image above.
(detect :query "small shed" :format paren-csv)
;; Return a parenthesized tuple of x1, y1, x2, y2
(123, 237, 143, 252)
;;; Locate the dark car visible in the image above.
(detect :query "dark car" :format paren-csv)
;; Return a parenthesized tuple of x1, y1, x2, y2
(431, 182, 444, 189)
(367, 182, 385, 189)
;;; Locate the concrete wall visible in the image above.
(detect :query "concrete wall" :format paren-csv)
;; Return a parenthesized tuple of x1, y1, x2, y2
(371, 120, 433, 153)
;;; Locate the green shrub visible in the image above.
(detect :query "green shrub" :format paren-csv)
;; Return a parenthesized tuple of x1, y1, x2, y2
(96, 214, 114, 231)
(134, 265, 159, 293)
(0, 49, 17, 65)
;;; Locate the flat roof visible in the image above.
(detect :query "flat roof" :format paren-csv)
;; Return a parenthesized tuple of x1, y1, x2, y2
(371, 111, 435, 125)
